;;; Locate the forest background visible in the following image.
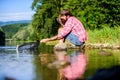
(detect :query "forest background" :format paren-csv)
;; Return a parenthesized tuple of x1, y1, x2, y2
(0, 0, 120, 45)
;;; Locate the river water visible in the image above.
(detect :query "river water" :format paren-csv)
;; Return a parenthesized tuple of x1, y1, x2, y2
(0, 42, 120, 80)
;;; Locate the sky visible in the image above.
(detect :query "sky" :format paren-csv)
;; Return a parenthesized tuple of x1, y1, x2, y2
(0, 0, 35, 22)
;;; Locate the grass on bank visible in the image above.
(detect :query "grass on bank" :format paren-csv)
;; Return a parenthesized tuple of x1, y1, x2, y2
(46, 27, 120, 45)
(87, 27, 120, 45)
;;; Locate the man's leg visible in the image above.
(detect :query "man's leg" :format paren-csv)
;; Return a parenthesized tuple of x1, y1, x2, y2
(54, 27, 67, 50)
(66, 32, 84, 46)
(58, 27, 65, 43)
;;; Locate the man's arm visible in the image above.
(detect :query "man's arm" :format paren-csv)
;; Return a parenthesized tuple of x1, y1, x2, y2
(49, 35, 58, 41)
(40, 35, 58, 43)
(58, 17, 74, 39)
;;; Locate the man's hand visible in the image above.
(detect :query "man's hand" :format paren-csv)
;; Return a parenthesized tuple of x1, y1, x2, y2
(40, 38, 50, 43)
(57, 18, 61, 23)
(57, 18, 64, 26)
(40, 36, 58, 43)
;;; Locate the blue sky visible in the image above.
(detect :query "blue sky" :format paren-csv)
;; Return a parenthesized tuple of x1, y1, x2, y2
(0, 0, 35, 22)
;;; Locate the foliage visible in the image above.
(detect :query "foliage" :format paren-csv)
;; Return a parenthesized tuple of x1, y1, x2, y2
(87, 27, 120, 44)
(12, 24, 37, 41)
(31, 0, 120, 40)
(12, 25, 32, 41)
(31, 0, 66, 40)
(1, 23, 29, 39)
(62, 0, 120, 29)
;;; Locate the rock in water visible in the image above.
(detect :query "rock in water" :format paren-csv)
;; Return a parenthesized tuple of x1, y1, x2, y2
(54, 43, 67, 51)
(17, 40, 40, 52)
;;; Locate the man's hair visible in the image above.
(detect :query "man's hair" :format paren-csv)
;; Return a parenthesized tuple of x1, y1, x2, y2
(60, 9, 73, 16)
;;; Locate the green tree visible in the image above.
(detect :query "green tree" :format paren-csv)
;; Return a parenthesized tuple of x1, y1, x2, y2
(31, 0, 67, 40)
(12, 25, 32, 41)
(1, 23, 29, 39)
(31, 0, 120, 40)
(62, 0, 120, 29)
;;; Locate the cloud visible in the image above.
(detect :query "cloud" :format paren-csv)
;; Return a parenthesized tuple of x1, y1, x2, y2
(0, 12, 35, 22)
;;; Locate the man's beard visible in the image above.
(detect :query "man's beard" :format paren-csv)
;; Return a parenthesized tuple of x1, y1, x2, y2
(61, 19, 67, 25)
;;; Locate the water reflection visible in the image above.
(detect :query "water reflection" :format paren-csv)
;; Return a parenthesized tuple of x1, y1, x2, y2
(36, 52, 57, 80)
(60, 51, 87, 80)
(98, 49, 112, 56)
(1, 44, 120, 80)
(39, 53, 55, 65)
(0, 46, 36, 80)
(46, 50, 88, 80)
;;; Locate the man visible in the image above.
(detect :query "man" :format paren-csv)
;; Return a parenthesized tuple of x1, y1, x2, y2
(40, 9, 88, 48)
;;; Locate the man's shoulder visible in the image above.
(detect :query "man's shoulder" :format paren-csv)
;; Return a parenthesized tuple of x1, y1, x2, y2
(69, 16, 76, 19)
(69, 16, 81, 23)
(68, 16, 77, 22)
(70, 16, 79, 21)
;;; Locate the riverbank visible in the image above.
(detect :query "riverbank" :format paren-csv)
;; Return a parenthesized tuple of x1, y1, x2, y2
(45, 27, 120, 49)
(85, 43, 120, 49)
(45, 41, 120, 50)
(86, 27, 120, 49)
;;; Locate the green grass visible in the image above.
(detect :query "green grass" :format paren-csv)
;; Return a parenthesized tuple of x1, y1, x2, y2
(87, 27, 120, 45)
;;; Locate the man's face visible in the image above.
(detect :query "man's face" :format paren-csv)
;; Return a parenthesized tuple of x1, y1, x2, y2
(61, 15, 67, 21)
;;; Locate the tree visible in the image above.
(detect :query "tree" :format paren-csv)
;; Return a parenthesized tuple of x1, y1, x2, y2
(31, 0, 66, 40)
(31, 0, 120, 40)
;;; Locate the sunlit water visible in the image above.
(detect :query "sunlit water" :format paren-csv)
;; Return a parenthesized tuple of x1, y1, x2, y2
(0, 46, 36, 80)
(0, 41, 120, 80)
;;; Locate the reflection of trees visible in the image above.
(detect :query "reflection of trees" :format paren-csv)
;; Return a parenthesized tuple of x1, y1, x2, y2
(33, 51, 57, 80)
(33, 48, 87, 80)
(39, 53, 55, 65)
(84, 49, 120, 78)
(32, 47, 120, 80)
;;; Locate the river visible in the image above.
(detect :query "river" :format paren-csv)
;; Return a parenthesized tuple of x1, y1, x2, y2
(0, 41, 120, 80)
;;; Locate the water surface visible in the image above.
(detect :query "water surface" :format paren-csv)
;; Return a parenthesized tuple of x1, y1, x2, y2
(0, 42, 120, 80)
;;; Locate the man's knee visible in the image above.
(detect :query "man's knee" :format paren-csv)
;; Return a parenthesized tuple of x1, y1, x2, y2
(58, 27, 63, 33)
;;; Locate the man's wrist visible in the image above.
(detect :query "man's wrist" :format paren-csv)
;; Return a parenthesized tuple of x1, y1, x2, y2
(49, 38, 52, 41)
